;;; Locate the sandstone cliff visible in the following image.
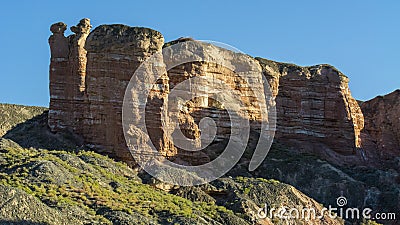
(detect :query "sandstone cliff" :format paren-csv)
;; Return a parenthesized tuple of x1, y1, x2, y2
(49, 20, 167, 164)
(257, 58, 365, 166)
(360, 90, 400, 166)
(48, 18, 397, 170)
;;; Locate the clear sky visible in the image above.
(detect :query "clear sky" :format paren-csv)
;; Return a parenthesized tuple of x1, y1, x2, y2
(0, 1, 399, 107)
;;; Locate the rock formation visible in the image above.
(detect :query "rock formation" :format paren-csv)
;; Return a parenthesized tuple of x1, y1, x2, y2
(49, 21, 167, 163)
(48, 18, 397, 168)
(2, 105, 396, 225)
(257, 58, 365, 165)
(360, 90, 400, 164)
(83, 24, 168, 163)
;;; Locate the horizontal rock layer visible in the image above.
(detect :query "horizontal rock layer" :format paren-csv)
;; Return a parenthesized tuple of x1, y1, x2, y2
(48, 19, 398, 168)
(257, 58, 365, 165)
(360, 90, 400, 164)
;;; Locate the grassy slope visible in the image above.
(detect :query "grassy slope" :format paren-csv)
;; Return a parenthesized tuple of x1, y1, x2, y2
(0, 138, 347, 225)
(0, 103, 386, 225)
(0, 103, 47, 137)
(0, 138, 234, 224)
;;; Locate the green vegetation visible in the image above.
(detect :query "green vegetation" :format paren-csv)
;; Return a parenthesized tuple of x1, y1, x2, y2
(0, 103, 394, 224)
(0, 103, 46, 136)
(0, 138, 231, 224)
(361, 220, 383, 225)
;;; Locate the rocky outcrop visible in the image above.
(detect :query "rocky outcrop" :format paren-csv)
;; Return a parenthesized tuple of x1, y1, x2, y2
(257, 58, 365, 166)
(48, 20, 271, 166)
(49, 21, 169, 164)
(164, 42, 270, 165)
(360, 90, 400, 163)
(49, 18, 396, 169)
(83, 24, 167, 163)
(48, 22, 70, 131)
(48, 19, 92, 133)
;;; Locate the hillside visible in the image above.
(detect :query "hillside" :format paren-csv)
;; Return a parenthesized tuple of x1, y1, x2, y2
(0, 104, 46, 137)
(0, 137, 344, 225)
(0, 103, 395, 224)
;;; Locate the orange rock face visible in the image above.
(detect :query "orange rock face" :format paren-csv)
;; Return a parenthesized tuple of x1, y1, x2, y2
(48, 19, 91, 135)
(49, 21, 167, 164)
(360, 90, 400, 163)
(257, 58, 365, 165)
(48, 19, 397, 168)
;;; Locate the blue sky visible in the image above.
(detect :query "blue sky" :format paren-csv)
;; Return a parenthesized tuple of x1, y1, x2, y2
(0, 1, 399, 106)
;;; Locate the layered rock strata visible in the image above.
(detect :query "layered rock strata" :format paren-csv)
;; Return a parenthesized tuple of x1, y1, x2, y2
(48, 18, 396, 168)
(49, 21, 167, 163)
(360, 90, 400, 163)
(257, 58, 365, 165)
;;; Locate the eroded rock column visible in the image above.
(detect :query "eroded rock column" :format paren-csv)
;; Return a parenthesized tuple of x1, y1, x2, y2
(48, 19, 92, 134)
(48, 22, 71, 131)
